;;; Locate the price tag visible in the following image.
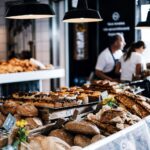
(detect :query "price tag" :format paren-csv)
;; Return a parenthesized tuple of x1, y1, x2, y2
(55, 118, 66, 129)
(94, 103, 102, 113)
(71, 110, 79, 120)
(2, 114, 16, 132)
(98, 95, 102, 102)
(101, 91, 108, 100)
(66, 109, 72, 116)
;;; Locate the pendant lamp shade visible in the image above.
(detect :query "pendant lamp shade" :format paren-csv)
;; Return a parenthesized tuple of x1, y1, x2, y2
(136, 10, 150, 29)
(63, 0, 102, 23)
(5, 0, 55, 19)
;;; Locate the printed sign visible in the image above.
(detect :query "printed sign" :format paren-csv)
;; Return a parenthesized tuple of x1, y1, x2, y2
(99, 0, 135, 51)
(3, 113, 16, 132)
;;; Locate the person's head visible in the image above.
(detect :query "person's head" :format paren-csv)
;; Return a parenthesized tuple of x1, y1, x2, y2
(109, 33, 126, 51)
(123, 40, 146, 61)
(134, 41, 145, 54)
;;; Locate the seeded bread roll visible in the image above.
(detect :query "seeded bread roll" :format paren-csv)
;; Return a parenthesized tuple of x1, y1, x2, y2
(64, 120, 100, 135)
(74, 134, 91, 147)
(17, 103, 38, 117)
(49, 129, 74, 146)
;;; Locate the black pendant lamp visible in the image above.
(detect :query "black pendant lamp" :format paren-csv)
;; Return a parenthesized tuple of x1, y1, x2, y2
(63, 0, 102, 23)
(136, 10, 150, 29)
(5, 0, 55, 19)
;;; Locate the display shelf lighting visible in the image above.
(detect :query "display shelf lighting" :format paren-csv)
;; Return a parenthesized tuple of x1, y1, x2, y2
(5, 0, 55, 19)
(63, 0, 103, 23)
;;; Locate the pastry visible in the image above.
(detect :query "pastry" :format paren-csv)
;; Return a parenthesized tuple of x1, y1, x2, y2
(88, 91, 101, 102)
(77, 93, 89, 104)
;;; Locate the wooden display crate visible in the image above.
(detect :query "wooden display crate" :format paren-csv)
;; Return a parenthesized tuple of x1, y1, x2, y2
(38, 102, 98, 124)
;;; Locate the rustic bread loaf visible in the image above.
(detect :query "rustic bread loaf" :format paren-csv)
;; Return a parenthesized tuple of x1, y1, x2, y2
(74, 134, 91, 147)
(16, 103, 38, 117)
(25, 117, 43, 130)
(49, 129, 74, 146)
(64, 120, 100, 135)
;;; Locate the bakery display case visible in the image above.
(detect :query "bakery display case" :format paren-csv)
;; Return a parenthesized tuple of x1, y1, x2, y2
(84, 119, 150, 150)
(1, 80, 150, 149)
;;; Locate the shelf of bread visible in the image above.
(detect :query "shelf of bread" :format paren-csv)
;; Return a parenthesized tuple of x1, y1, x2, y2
(0, 80, 150, 149)
(0, 58, 55, 74)
(0, 58, 65, 84)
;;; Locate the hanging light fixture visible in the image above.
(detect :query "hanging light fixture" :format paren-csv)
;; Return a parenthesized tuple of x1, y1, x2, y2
(136, 9, 150, 29)
(63, 0, 102, 23)
(5, 0, 55, 19)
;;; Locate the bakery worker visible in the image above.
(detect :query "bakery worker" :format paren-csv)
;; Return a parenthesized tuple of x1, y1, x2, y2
(115, 41, 146, 82)
(95, 33, 126, 81)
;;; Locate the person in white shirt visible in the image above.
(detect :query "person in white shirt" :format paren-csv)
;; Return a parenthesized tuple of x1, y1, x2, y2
(115, 41, 146, 82)
(95, 33, 126, 81)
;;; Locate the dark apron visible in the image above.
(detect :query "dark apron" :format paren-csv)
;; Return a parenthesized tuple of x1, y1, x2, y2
(104, 48, 119, 78)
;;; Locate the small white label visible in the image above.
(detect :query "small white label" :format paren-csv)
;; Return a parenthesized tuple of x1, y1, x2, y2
(101, 91, 108, 100)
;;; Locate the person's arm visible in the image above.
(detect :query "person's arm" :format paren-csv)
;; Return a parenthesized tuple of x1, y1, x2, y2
(136, 63, 142, 75)
(95, 70, 114, 81)
(115, 62, 121, 75)
(135, 54, 143, 76)
(132, 63, 142, 80)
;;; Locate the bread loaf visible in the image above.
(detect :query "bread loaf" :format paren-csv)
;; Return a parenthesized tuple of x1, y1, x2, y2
(16, 103, 38, 117)
(29, 135, 71, 150)
(26, 117, 43, 130)
(74, 134, 91, 147)
(64, 120, 100, 135)
(2, 101, 19, 115)
(91, 134, 105, 143)
(49, 129, 74, 146)
(29, 135, 46, 150)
